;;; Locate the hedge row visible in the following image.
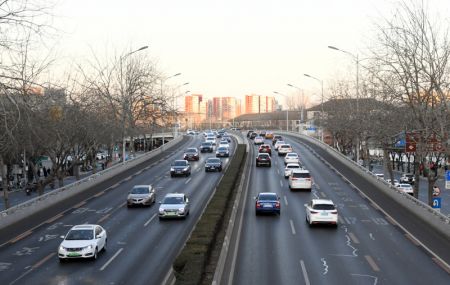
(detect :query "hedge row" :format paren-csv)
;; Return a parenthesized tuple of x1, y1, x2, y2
(173, 144, 247, 285)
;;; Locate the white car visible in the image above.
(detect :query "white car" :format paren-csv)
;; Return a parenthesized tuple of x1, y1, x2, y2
(278, 144, 293, 156)
(159, 193, 190, 219)
(219, 140, 229, 148)
(205, 137, 216, 146)
(274, 140, 286, 151)
(58, 224, 107, 261)
(397, 183, 414, 195)
(385, 179, 400, 187)
(284, 163, 301, 178)
(284, 152, 299, 165)
(254, 136, 265, 145)
(288, 169, 312, 190)
(305, 199, 338, 227)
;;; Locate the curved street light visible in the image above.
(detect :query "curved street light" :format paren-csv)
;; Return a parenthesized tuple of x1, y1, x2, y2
(304, 74, 324, 142)
(273, 91, 289, 132)
(287, 83, 305, 132)
(121, 45, 149, 164)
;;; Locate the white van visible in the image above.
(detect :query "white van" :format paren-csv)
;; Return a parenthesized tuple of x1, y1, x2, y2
(288, 169, 312, 191)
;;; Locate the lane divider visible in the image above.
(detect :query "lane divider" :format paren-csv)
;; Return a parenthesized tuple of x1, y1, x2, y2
(364, 255, 380, 272)
(144, 213, 157, 227)
(10, 230, 33, 244)
(100, 248, 124, 271)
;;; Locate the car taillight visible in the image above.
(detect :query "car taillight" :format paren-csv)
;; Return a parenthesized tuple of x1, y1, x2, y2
(275, 202, 280, 208)
(305, 178, 311, 181)
(291, 178, 298, 180)
(310, 211, 318, 214)
(331, 211, 338, 214)
(256, 202, 261, 208)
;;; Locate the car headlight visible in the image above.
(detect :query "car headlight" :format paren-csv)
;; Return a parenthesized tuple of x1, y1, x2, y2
(159, 208, 165, 214)
(183, 167, 188, 171)
(178, 208, 185, 213)
(84, 245, 94, 250)
(170, 167, 175, 171)
(59, 245, 65, 251)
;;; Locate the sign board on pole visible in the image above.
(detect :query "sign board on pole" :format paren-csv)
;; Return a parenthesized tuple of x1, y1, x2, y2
(432, 197, 442, 211)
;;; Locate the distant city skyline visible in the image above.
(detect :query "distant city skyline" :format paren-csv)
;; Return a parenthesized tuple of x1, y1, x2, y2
(49, 0, 450, 108)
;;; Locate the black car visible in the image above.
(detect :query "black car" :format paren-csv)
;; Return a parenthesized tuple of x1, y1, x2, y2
(216, 146, 230, 157)
(205, 158, 223, 172)
(272, 135, 283, 145)
(256, 153, 271, 167)
(200, 142, 214, 153)
(249, 132, 257, 139)
(183, 148, 200, 161)
(170, 160, 191, 177)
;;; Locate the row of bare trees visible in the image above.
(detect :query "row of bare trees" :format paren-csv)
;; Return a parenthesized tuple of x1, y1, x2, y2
(320, 1, 450, 205)
(0, 2, 178, 209)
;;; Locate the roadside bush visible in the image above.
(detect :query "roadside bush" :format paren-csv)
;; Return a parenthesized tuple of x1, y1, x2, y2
(173, 144, 246, 285)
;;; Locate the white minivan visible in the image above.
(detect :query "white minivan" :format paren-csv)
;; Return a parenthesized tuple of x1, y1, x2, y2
(288, 169, 312, 191)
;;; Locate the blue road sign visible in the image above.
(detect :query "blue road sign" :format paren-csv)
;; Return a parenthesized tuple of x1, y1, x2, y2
(432, 197, 442, 209)
(446, 170, 450, 181)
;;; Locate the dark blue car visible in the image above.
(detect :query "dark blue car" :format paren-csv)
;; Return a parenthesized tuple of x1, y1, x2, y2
(255, 192, 280, 215)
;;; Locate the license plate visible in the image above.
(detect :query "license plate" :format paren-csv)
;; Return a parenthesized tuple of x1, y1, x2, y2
(167, 212, 176, 216)
(321, 212, 328, 216)
(68, 252, 81, 257)
(263, 204, 273, 208)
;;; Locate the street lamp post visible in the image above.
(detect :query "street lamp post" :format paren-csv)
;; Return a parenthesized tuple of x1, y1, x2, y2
(120, 45, 149, 164)
(287, 83, 304, 132)
(304, 74, 324, 142)
(328, 45, 360, 162)
(173, 82, 189, 137)
(273, 91, 289, 132)
(160, 73, 181, 146)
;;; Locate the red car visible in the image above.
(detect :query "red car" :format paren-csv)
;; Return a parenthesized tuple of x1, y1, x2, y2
(183, 148, 200, 161)
(258, 144, 272, 156)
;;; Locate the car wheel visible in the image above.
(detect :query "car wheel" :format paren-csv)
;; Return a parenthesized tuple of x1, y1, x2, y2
(170, 174, 174, 178)
(219, 167, 222, 172)
(268, 163, 271, 167)
(103, 239, 107, 252)
(59, 258, 65, 263)
(93, 248, 98, 260)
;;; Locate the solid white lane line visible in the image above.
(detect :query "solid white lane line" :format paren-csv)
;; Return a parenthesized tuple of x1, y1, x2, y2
(100, 248, 124, 271)
(284, 196, 288, 206)
(185, 178, 192, 184)
(144, 213, 157, 227)
(348, 232, 360, 244)
(300, 260, 311, 285)
(289, 219, 296, 235)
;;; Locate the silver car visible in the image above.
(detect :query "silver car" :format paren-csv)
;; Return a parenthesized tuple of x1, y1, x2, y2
(159, 193, 190, 219)
(127, 185, 155, 207)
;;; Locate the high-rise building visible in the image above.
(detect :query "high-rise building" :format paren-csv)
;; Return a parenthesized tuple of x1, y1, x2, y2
(185, 94, 206, 128)
(245, 94, 275, 114)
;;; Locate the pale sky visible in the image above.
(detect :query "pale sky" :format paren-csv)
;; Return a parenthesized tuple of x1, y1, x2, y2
(51, 0, 450, 107)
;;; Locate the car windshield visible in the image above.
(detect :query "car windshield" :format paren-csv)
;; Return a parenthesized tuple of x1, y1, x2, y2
(258, 154, 269, 158)
(313, 204, 335, 210)
(287, 153, 297, 157)
(186, 148, 197, 153)
(66, 229, 94, 240)
(202, 143, 212, 146)
(258, 194, 277, 201)
(131, 187, 150, 194)
(173, 161, 187, 166)
(287, 165, 300, 169)
(218, 147, 227, 151)
(162, 196, 184, 204)
(292, 172, 310, 178)
(207, 158, 220, 163)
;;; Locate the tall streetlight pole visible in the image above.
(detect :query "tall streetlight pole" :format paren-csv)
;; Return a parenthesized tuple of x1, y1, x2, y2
(120, 45, 149, 164)
(160, 73, 181, 146)
(273, 91, 289, 132)
(304, 74, 324, 142)
(287, 83, 304, 132)
(173, 82, 189, 137)
(328, 45, 360, 162)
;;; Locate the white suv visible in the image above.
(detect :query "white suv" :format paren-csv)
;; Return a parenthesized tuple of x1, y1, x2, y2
(284, 163, 301, 178)
(288, 169, 312, 190)
(278, 144, 293, 156)
(305, 199, 338, 227)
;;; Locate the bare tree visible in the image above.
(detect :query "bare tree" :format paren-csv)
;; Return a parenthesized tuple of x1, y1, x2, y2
(369, 0, 450, 204)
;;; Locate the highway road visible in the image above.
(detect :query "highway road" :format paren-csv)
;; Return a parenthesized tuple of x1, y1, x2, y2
(232, 134, 450, 285)
(0, 134, 234, 285)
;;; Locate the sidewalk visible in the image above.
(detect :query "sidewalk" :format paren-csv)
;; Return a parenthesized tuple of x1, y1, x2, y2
(0, 151, 146, 211)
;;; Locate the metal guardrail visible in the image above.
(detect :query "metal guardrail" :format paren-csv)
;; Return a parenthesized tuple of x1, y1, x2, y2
(279, 131, 450, 225)
(0, 135, 183, 223)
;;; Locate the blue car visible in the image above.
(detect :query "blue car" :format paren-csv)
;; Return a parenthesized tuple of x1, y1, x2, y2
(255, 192, 280, 215)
